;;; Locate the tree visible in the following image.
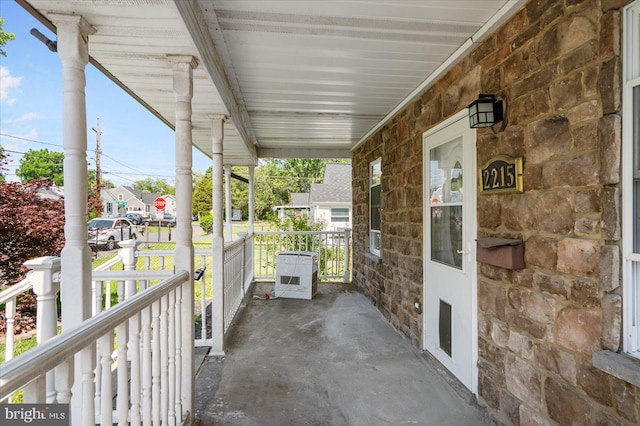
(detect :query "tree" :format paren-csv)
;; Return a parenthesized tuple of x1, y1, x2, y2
(280, 158, 326, 192)
(230, 166, 249, 220)
(0, 17, 15, 57)
(0, 150, 105, 286)
(192, 167, 212, 218)
(0, 146, 6, 183)
(16, 149, 64, 185)
(0, 178, 65, 286)
(134, 177, 175, 195)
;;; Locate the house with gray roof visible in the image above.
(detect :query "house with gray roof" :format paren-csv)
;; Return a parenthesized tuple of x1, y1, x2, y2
(110, 185, 178, 218)
(309, 163, 352, 231)
(273, 192, 311, 221)
(273, 164, 352, 230)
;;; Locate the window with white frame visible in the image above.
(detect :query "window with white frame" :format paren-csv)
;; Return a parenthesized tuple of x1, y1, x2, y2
(118, 194, 123, 201)
(370, 158, 382, 256)
(331, 208, 350, 223)
(623, 0, 640, 358)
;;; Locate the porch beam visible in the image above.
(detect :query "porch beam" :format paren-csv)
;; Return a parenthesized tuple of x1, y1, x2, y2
(168, 54, 198, 421)
(51, 14, 96, 425)
(257, 147, 352, 159)
(173, 1, 258, 164)
(210, 115, 226, 355)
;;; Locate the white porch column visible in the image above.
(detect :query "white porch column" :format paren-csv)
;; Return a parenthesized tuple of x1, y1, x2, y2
(224, 165, 233, 241)
(248, 165, 255, 234)
(168, 55, 198, 422)
(211, 115, 226, 355)
(51, 14, 96, 425)
(52, 13, 95, 329)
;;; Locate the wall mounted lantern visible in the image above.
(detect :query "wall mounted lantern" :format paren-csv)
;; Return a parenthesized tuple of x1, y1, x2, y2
(468, 94, 503, 128)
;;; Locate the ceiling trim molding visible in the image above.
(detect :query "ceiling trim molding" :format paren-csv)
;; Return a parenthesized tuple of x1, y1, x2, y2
(172, 0, 258, 164)
(351, 0, 527, 152)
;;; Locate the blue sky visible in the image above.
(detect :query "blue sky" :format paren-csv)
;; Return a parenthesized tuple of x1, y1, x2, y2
(0, 1, 212, 187)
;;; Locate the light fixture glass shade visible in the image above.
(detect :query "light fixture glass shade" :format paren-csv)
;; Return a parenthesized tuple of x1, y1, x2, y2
(468, 94, 503, 128)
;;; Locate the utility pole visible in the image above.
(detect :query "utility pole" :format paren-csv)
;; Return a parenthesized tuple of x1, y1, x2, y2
(91, 119, 102, 189)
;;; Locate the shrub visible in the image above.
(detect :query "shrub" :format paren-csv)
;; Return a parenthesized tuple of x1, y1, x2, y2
(199, 214, 213, 234)
(0, 179, 65, 286)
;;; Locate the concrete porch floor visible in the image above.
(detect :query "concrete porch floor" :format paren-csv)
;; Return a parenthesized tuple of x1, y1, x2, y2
(193, 283, 487, 425)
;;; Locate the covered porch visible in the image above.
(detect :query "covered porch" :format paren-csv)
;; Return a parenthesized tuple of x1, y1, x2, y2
(1, 1, 529, 425)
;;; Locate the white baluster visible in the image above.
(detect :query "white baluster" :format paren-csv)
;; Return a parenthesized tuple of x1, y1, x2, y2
(160, 295, 169, 424)
(168, 291, 176, 425)
(116, 321, 129, 425)
(99, 333, 113, 426)
(129, 313, 141, 425)
(152, 301, 161, 425)
(79, 346, 96, 426)
(174, 287, 183, 420)
(4, 297, 16, 362)
(141, 306, 152, 426)
(55, 358, 73, 404)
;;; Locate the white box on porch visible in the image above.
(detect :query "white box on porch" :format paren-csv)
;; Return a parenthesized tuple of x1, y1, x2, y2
(275, 251, 318, 299)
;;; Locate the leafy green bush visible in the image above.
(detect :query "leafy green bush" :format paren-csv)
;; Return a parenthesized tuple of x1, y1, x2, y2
(199, 214, 213, 234)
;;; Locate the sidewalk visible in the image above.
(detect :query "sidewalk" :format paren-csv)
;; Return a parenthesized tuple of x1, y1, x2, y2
(193, 283, 487, 425)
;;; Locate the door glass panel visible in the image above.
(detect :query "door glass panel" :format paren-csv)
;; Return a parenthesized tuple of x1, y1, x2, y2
(633, 85, 639, 252)
(430, 138, 463, 269)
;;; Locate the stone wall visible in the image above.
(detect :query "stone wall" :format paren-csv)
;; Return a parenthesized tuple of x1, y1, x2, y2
(351, 0, 636, 424)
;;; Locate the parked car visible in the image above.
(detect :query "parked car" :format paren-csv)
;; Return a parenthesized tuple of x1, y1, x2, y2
(125, 212, 144, 224)
(87, 217, 137, 250)
(142, 214, 176, 227)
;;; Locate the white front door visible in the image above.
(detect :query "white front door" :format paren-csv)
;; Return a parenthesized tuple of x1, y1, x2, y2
(423, 111, 477, 393)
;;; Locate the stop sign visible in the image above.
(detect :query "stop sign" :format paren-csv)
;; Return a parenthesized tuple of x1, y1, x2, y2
(154, 197, 166, 210)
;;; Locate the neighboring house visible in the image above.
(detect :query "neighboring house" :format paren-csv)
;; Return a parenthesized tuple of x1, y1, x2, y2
(110, 186, 146, 216)
(100, 189, 118, 218)
(274, 192, 311, 221)
(310, 163, 352, 231)
(110, 186, 179, 217)
(162, 194, 177, 217)
(36, 185, 64, 201)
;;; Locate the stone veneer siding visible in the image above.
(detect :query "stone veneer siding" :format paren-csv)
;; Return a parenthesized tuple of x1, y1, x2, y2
(351, 0, 637, 424)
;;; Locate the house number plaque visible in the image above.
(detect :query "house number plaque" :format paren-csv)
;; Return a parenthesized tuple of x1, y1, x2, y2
(478, 155, 523, 194)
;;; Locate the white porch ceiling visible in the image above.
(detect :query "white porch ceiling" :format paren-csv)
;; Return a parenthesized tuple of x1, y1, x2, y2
(20, 0, 525, 166)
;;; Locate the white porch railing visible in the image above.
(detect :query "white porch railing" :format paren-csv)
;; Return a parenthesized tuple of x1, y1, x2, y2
(0, 269, 191, 425)
(0, 229, 350, 423)
(223, 233, 254, 333)
(254, 229, 351, 282)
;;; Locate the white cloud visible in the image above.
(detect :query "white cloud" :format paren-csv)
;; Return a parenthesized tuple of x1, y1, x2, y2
(4, 112, 41, 124)
(0, 66, 22, 104)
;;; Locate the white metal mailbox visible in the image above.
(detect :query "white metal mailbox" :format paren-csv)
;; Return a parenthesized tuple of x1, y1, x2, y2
(275, 251, 318, 299)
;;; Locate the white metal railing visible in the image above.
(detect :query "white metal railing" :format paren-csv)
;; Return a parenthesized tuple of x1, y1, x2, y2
(254, 229, 351, 282)
(0, 270, 190, 425)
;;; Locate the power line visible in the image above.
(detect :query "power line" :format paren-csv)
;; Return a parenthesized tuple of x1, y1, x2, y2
(101, 152, 157, 176)
(0, 133, 63, 148)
